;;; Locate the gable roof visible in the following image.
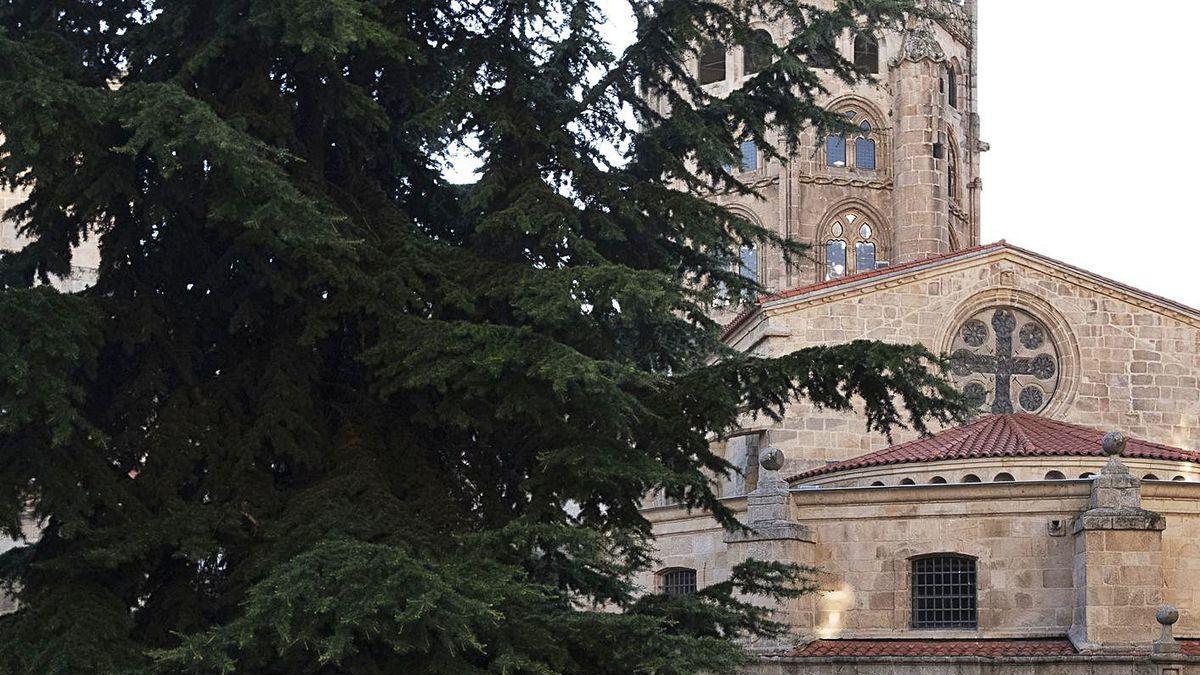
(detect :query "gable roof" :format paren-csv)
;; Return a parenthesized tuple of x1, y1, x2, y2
(721, 241, 1200, 341)
(789, 414, 1200, 482)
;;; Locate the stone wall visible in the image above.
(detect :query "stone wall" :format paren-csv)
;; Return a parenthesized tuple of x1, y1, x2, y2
(726, 248, 1200, 478)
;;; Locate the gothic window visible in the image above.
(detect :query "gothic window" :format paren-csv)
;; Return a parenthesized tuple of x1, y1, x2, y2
(825, 134, 846, 167)
(947, 66, 959, 108)
(823, 211, 883, 280)
(855, 121, 876, 169)
(738, 243, 758, 283)
(743, 29, 773, 75)
(949, 306, 1061, 415)
(853, 32, 879, 73)
(658, 568, 697, 596)
(911, 555, 977, 629)
(739, 140, 758, 172)
(698, 42, 726, 85)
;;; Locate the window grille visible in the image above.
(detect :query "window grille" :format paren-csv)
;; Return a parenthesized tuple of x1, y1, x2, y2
(911, 556, 977, 629)
(659, 568, 697, 596)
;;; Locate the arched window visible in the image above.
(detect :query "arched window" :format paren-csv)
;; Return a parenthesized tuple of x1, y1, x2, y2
(743, 29, 773, 75)
(823, 210, 884, 280)
(947, 66, 958, 109)
(899, 478, 916, 485)
(737, 243, 758, 283)
(825, 134, 846, 167)
(738, 140, 758, 172)
(993, 472, 1015, 482)
(698, 41, 726, 85)
(657, 568, 697, 596)
(1143, 474, 1160, 481)
(871, 481, 885, 487)
(826, 110, 879, 170)
(853, 33, 879, 74)
(961, 474, 981, 483)
(1078, 472, 1094, 479)
(911, 555, 977, 629)
(855, 121, 876, 170)
(930, 476, 947, 484)
(1044, 470, 1065, 480)
(1173, 475, 1187, 482)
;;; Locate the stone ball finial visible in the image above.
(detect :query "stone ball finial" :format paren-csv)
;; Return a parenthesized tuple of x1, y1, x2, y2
(759, 447, 785, 472)
(1158, 606, 1180, 626)
(1101, 431, 1127, 458)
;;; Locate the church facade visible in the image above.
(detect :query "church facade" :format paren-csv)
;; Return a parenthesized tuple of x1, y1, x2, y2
(640, 1, 1200, 672)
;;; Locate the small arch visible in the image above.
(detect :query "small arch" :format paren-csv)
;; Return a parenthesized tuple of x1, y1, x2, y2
(698, 41, 726, 85)
(929, 476, 947, 484)
(1143, 473, 1160, 481)
(993, 472, 1015, 482)
(899, 478, 916, 485)
(743, 29, 773, 75)
(1044, 471, 1066, 480)
(1078, 472, 1095, 479)
(853, 32, 879, 74)
(960, 474, 981, 483)
(870, 481, 886, 487)
(1173, 475, 1187, 482)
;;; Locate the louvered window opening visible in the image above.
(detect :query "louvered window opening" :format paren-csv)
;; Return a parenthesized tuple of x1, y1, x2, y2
(912, 556, 977, 629)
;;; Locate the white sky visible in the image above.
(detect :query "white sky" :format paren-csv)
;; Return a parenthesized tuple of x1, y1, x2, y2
(449, 2, 1200, 309)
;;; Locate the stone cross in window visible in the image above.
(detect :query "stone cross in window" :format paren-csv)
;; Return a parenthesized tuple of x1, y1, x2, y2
(951, 308, 1057, 414)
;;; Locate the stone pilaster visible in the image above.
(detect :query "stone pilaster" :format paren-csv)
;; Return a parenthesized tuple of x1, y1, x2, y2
(1069, 432, 1167, 653)
(725, 447, 815, 651)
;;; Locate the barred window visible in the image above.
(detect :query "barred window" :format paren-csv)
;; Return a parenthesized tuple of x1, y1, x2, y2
(658, 568, 697, 596)
(911, 555, 977, 629)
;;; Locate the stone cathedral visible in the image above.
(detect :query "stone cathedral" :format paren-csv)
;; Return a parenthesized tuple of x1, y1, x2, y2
(640, 1, 1200, 673)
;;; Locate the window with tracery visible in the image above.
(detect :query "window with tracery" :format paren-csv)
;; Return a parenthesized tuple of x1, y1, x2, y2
(826, 110, 878, 170)
(823, 210, 885, 280)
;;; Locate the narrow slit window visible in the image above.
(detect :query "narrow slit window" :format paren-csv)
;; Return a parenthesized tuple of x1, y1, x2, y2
(912, 556, 977, 629)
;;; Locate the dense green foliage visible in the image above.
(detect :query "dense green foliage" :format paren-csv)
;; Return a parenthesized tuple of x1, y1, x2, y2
(0, 0, 962, 672)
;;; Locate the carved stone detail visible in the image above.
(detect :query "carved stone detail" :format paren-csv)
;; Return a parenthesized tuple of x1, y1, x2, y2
(898, 29, 945, 63)
(949, 306, 1060, 414)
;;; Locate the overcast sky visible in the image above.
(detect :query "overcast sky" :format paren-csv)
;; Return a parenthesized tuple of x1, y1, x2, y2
(450, 2, 1200, 309)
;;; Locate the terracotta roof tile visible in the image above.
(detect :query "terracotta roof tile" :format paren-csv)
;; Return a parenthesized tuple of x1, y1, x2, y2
(787, 638, 1077, 658)
(789, 414, 1199, 482)
(1180, 639, 1200, 656)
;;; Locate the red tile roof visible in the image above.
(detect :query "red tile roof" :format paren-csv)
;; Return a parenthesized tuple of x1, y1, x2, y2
(787, 637, 1077, 658)
(790, 413, 1199, 482)
(1180, 639, 1200, 656)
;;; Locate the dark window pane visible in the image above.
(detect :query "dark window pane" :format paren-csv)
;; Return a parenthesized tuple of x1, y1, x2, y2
(855, 241, 876, 272)
(740, 140, 758, 171)
(853, 33, 879, 74)
(698, 42, 726, 85)
(826, 135, 846, 167)
(912, 556, 977, 629)
(855, 137, 876, 170)
(659, 569, 697, 596)
(739, 244, 758, 283)
(948, 67, 958, 108)
(826, 240, 847, 280)
(743, 29, 773, 75)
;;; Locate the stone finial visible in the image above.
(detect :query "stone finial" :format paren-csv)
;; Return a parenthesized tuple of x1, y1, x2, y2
(1100, 430, 1131, 476)
(1154, 605, 1181, 654)
(759, 447, 785, 472)
(1102, 431, 1127, 457)
(897, 28, 945, 63)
